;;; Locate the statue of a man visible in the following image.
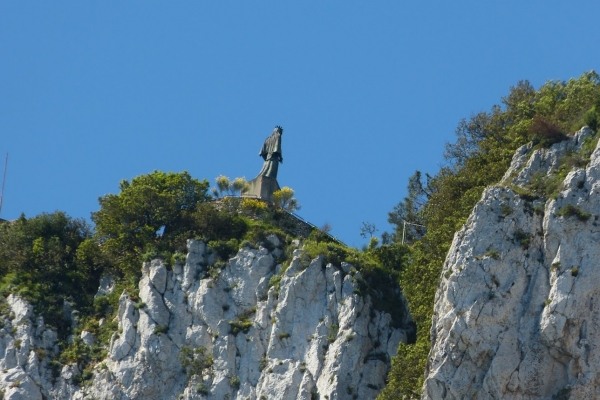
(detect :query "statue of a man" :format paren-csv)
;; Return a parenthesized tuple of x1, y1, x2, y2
(257, 126, 283, 179)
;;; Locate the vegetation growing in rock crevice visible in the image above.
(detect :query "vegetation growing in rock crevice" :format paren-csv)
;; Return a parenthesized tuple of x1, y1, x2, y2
(179, 345, 214, 377)
(555, 203, 592, 221)
(378, 71, 600, 399)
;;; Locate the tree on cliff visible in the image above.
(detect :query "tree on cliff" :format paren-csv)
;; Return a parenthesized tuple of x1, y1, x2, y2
(0, 212, 102, 337)
(92, 170, 210, 275)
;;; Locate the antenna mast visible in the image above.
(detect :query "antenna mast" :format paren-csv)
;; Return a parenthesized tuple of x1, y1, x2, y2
(0, 153, 7, 218)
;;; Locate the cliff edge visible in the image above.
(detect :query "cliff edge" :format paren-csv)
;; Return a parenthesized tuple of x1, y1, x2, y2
(0, 236, 412, 399)
(423, 127, 600, 399)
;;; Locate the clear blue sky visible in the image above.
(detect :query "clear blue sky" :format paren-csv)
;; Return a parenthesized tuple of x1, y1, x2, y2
(2, 2, 600, 246)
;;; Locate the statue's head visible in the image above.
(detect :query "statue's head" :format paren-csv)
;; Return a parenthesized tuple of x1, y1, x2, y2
(274, 126, 283, 135)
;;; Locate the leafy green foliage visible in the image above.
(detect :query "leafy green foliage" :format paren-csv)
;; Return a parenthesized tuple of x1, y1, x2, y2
(556, 204, 591, 221)
(192, 202, 248, 243)
(179, 346, 213, 377)
(0, 212, 102, 339)
(513, 230, 532, 249)
(483, 249, 500, 260)
(227, 308, 257, 335)
(379, 71, 600, 399)
(522, 143, 597, 200)
(326, 323, 339, 343)
(92, 170, 210, 276)
(584, 105, 599, 132)
(154, 325, 169, 335)
(208, 239, 240, 260)
(302, 231, 410, 328)
(229, 375, 241, 389)
(228, 314, 253, 335)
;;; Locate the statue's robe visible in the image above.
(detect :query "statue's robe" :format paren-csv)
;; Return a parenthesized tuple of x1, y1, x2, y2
(257, 131, 282, 179)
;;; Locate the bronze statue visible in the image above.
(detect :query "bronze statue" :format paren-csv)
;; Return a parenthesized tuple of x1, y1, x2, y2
(257, 126, 283, 179)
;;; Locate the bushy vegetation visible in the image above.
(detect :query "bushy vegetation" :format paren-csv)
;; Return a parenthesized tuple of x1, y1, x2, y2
(179, 346, 213, 377)
(0, 170, 298, 370)
(378, 71, 600, 399)
(301, 230, 411, 328)
(228, 312, 254, 335)
(92, 170, 211, 277)
(3, 72, 599, 399)
(0, 212, 103, 339)
(556, 203, 591, 221)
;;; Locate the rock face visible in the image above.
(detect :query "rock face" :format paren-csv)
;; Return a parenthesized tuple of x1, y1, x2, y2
(423, 127, 600, 399)
(0, 236, 412, 399)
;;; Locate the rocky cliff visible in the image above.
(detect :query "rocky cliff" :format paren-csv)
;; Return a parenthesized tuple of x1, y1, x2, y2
(423, 127, 600, 399)
(0, 235, 411, 399)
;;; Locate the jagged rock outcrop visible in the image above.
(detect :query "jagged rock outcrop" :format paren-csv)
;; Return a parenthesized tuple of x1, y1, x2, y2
(0, 235, 412, 399)
(423, 127, 600, 399)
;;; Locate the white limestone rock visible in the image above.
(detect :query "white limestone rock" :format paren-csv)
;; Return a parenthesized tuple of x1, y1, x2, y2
(148, 259, 168, 294)
(0, 239, 410, 400)
(80, 330, 95, 346)
(95, 275, 116, 298)
(424, 127, 600, 399)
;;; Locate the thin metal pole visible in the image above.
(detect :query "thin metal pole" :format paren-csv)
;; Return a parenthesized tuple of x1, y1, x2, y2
(402, 219, 426, 245)
(0, 153, 7, 218)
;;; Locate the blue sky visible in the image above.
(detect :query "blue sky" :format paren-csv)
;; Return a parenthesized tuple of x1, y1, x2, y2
(2, 2, 600, 246)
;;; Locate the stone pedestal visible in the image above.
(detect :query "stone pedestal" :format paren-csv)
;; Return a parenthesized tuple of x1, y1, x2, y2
(245, 176, 280, 201)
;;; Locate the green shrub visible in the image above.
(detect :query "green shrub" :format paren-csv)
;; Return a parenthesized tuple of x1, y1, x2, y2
(229, 375, 241, 389)
(93, 296, 111, 318)
(584, 106, 598, 132)
(179, 346, 213, 377)
(513, 230, 531, 249)
(0, 212, 102, 341)
(208, 239, 240, 261)
(134, 301, 146, 310)
(259, 355, 268, 371)
(171, 251, 187, 265)
(192, 202, 248, 242)
(154, 325, 169, 335)
(556, 204, 591, 221)
(92, 171, 210, 276)
(228, 315, 252, 335)
(239, 240, 256, 250)
(327, 324, 339, 343)
(196, 383, 210, 395)
(500, 204, 512, 217)
(268, 274, 282, 293)
(483, 249, 500, 260)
